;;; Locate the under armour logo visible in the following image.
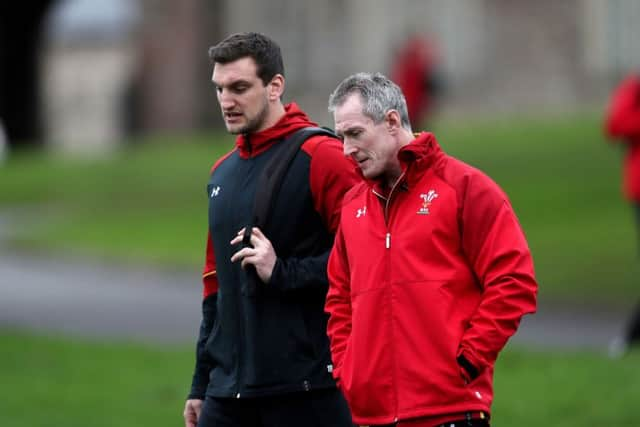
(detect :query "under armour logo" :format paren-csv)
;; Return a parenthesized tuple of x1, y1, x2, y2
(356, 206, 367, 218)
(210, 186, 221, 197)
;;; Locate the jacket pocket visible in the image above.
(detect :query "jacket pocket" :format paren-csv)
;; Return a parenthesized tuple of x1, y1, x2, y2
(395, 280, 474, 412)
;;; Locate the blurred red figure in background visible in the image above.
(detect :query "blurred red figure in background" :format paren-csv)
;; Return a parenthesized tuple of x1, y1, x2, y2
(606, 73, 640, 210)
(605, 73, 640, 354)
(391, 34, 443, 127)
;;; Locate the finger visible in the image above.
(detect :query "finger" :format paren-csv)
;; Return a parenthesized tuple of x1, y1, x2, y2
(249, 227, 272, 249)
(183, 408, 194, 427)
(241, 255, 257, 269)
(230, 247, 254, 263)
(230, 228, 246, 244)
(252, 227, 266, 240)
(230, 234, 243, 245)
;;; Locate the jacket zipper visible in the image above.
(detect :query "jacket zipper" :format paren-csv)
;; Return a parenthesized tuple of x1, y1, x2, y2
(382, 171, 406, 249)
(379, 171, 405, 421)
(235, 147, 254, 399)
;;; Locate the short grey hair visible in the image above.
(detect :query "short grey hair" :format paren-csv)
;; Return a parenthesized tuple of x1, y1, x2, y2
(328, 72, 412, 131)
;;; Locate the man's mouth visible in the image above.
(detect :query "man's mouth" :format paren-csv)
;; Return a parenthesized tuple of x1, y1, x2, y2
(224, 112, 243, 121)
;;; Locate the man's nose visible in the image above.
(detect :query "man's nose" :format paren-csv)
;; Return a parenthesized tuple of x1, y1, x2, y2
(343, 139, 357, 157)
(218, 90, 235, 109)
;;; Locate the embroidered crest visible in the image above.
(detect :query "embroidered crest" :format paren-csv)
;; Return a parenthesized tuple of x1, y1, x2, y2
(417, 190, 438, 215)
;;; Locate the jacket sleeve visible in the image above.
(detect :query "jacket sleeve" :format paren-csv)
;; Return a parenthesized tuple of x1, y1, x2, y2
(324, 224, 352, 383)
(188, 232, 219, 399)
(605, 74, 640, 140)
(267, 136, 359, 292)
(307, 136, 360, 233)
(268, 252, 330, 292)
(456, 175, 538, 380)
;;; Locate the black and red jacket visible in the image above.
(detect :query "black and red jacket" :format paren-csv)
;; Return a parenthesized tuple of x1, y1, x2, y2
(188, 103, 359, 399)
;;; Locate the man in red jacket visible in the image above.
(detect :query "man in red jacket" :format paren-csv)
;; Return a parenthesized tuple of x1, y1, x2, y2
(605, 73, 640, 354)
(325, 72, 538, 426)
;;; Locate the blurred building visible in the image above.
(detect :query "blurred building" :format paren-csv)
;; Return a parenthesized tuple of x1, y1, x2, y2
(44, 0, 140, 154)
(120, 0, 640, 130)
(3, 0, 640, 153)
(215, 0, 640, 122)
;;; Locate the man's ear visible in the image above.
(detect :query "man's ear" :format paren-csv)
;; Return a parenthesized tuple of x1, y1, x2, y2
(268, 74, 285, 101)
(385, 109, 402, 132)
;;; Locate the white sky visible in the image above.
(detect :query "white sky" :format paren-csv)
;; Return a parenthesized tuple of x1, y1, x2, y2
(48, 0, 140, 38)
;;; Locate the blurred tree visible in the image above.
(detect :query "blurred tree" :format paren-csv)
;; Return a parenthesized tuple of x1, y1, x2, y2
(0, 0, 56, 150)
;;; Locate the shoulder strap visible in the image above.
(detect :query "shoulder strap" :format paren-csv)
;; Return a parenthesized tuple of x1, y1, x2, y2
(250, 126, 337, 231)
(241, 126, 337, 296)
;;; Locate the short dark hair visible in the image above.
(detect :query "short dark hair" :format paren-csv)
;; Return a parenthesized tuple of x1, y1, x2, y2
(208, 32, 285, 85)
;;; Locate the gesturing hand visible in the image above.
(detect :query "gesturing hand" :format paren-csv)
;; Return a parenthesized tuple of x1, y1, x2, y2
(230, 227, 277, 283)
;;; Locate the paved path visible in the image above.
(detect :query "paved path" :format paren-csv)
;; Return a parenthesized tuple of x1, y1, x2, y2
(0, 249, 630, 352)
(0, 214, 631, 351)
(0, 250, 201, 344)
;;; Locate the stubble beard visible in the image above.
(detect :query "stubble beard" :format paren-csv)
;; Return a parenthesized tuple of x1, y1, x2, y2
(227, 97, 270, 135)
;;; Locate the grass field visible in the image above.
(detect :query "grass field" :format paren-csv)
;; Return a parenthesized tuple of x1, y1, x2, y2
(1, 113, 638, 303)
(1, 329, 637, 427)
(0, 330, 194, 427)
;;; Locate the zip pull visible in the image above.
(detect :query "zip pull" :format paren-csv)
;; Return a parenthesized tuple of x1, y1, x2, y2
(385, 232, 391, 249)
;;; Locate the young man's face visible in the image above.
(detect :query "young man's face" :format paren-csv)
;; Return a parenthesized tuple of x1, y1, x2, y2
(334, 94, 398, 182)
(212, 57, 271, 134)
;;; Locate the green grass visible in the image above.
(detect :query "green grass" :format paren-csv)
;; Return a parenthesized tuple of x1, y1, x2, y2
(0, 329, 194, 427)
(0, 132, 233, 267)
(1, 114, 638, 302)
(492, 346, 640, 425)
(1, 329, 637, 426)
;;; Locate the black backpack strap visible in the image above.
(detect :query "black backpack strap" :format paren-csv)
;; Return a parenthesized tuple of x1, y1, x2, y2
(251, 126, 337, 229)
(242, 126, 337, 296)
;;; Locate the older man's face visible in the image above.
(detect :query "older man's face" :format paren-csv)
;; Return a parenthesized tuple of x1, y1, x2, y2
(334, 94, 398, 182)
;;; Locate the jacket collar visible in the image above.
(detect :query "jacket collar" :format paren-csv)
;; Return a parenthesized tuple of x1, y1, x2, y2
(369, 132, 444, 195)
(235, 102, 317, 158)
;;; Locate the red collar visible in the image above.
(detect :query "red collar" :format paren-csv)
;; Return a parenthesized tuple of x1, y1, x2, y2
(368, 132, 444, 194)
(235, 103, 317, 158)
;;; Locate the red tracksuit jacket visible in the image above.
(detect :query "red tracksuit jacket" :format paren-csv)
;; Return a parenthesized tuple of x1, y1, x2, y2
(605, 74, 640, 202)
(325, 132, 538, 425)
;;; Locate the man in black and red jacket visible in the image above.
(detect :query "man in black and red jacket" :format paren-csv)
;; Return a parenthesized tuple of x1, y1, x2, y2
(183, 32, 358, 427)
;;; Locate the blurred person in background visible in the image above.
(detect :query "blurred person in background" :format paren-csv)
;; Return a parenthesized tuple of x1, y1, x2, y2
(182, 32, 357, 427)
(0, 119, 7, 163)
(325, 72, 538, 427)
(390, 34, 444, 128)
(605, 72, 640, 355)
